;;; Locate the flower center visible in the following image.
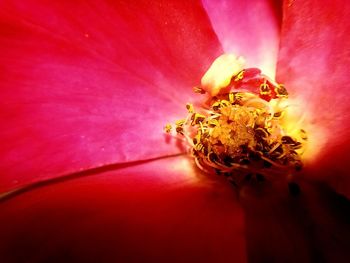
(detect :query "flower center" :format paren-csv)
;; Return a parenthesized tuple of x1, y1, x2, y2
(165, 55, 307, 185)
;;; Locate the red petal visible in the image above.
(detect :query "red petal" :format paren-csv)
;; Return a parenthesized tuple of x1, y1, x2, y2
(1, 158, 349, 262)
(0, 0, 222, 192)
(0, 156, 247, 263)
(276, 0, 350, 197)
(240, 180, 350, 262)
(202, 0, 282, 77)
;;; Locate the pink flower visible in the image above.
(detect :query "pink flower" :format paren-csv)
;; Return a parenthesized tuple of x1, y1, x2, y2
(0, 0, 350, 262)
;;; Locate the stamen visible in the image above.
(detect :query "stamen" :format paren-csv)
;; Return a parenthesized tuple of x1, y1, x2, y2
(165, 56, 307, 186)
(186, 103, 194, 113)
(164, 123, 172, 133)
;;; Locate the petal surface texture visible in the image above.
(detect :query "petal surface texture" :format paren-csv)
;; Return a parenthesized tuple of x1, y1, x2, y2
(202, 0, 282, 77)
(0, 156, 248, 263)
(0, 0, 222, 192)
(276, 0, 350, 198)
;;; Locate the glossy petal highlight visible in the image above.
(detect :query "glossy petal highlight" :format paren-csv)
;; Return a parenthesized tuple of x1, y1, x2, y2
(202, 0, 282, 77)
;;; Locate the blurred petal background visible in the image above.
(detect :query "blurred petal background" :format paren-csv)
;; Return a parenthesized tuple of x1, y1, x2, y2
(0, 0, 349, 262)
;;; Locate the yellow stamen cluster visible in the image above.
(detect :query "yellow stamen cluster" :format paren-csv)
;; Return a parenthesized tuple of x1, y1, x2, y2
(165, 91, 307, 185)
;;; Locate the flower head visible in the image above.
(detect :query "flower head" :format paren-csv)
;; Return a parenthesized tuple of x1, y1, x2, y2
(1, 0, 350, 262)
(166, 54, 306, 186)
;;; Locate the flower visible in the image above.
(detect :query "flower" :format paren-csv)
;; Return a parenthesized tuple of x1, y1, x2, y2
(0, 0, 350, 262)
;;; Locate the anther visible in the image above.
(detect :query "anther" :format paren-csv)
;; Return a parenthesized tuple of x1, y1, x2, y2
(165, 56, 307, 186)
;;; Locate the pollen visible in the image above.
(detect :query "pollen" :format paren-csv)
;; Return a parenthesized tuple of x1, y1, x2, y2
(165, 55, 307, 186)
(164, 123, 172, 133)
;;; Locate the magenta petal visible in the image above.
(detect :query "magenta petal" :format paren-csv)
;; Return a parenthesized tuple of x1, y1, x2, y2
(276, 0, 350, 197)
(202, 0, 282, 76)
(0, 157, 247, 263)
(0, 0, 222, 192)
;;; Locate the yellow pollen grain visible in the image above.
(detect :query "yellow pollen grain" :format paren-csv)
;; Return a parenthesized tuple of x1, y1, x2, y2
(164, 123, 172, 133)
